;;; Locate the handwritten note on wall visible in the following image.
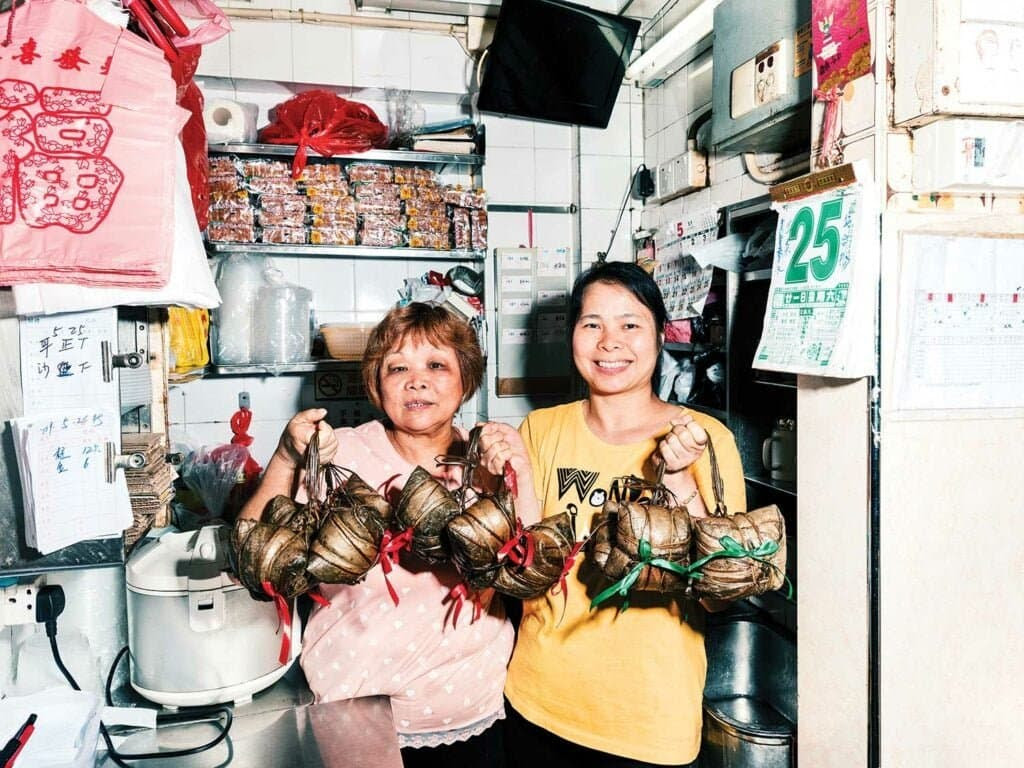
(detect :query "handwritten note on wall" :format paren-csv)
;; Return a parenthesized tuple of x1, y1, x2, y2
(12, 408, 131, 555)
(19, 308, 118, 415)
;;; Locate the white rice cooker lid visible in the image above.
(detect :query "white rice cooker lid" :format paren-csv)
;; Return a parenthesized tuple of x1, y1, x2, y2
(126, 525, 241, 594)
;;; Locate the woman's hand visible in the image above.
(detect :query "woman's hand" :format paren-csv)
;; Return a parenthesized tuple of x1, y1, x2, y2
(275, 408, 338, 469)
(653, 414, 708, 474)
(477, 421, 541, 524)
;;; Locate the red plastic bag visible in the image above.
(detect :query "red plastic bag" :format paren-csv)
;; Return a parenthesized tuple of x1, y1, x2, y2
(259, 90, 389, 178)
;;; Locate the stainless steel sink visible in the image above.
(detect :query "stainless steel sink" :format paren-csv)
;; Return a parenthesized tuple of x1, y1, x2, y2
(700, 618, 796, 768)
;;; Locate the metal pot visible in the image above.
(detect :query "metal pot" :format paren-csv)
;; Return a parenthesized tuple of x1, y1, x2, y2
(700, 618, 796, 768)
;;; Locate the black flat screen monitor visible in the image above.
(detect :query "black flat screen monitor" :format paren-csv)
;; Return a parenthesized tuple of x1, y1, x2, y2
(477, 0, 640, 129)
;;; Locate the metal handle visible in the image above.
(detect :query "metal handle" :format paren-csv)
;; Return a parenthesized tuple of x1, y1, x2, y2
(104, 442, 147, 483)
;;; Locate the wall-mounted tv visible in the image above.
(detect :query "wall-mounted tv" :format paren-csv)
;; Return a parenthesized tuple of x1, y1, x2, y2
(477, 0, 640, 130)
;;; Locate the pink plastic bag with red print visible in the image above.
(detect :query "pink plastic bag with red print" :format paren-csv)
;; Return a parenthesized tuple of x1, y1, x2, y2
(0, 0, 187, 287)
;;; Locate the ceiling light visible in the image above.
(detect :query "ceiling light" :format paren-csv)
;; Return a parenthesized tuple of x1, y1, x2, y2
(624, 0, 723, 87)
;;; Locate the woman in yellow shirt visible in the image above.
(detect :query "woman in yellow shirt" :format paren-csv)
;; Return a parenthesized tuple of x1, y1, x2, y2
(480, 261, 746, 767)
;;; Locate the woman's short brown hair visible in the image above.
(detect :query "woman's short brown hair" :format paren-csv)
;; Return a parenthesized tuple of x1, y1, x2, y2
(361, 302, 484, 410)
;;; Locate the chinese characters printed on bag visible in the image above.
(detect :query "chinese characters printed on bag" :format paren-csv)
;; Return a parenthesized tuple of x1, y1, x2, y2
(0, 37, 123, 233)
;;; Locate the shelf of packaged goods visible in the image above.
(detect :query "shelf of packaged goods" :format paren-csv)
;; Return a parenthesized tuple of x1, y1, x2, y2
(205, 359, 360, 377)
(207, 143, 484, 167)
(744, 474, 797, 497)
(206, 242, 485, 262)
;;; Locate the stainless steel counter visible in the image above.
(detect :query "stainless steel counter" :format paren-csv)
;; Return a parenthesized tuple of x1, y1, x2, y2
(96, 665, 402, 767)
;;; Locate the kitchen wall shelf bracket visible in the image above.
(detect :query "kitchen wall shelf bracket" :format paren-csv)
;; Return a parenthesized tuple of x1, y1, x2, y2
(206, 242, 485, 262)
(486, 203, 577, 214)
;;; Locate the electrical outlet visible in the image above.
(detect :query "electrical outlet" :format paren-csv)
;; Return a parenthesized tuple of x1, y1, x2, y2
(1, 578, 43, 626)
(754, 39, 789, 107)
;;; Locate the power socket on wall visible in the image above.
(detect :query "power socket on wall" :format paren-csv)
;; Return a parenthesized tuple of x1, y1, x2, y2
(1, 578, 44, 626)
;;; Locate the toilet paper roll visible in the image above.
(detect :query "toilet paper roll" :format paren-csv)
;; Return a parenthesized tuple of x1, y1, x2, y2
(203, 99, 258, 144)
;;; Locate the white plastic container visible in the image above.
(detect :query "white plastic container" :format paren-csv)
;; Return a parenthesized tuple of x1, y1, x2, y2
(252, 271, 313, 364)
(211, 253, 270, 364)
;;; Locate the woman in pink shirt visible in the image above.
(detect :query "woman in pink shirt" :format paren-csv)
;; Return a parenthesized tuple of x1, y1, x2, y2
(241, 303, 513, 768)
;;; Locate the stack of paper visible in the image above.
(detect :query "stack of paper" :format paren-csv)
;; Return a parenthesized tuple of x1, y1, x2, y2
(0, 688, 102, 768)
(11, 408, 132, 555)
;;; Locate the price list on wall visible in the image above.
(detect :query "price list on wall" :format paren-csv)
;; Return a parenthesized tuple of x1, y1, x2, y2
(753, 162, 878, 378)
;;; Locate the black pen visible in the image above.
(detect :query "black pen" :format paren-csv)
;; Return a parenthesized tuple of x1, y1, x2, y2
(0, 713, 36, 768)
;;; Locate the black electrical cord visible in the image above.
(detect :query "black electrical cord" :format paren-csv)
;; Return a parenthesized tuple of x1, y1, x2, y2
(45, 618, 233, 765)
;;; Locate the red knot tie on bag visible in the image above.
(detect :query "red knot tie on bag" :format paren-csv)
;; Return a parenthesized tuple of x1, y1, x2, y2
(378, 528, 414, 606)
(497, 517, 535, 568)
(262, 581, 293, 665)
(443, 581, 482, 629)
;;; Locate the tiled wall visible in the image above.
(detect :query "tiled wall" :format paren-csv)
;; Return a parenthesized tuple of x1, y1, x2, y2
(639, 49, 772, 233)
(172, 10, 642, 464)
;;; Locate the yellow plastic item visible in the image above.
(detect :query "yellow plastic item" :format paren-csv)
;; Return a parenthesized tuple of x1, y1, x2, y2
(168, 307, 210, 372)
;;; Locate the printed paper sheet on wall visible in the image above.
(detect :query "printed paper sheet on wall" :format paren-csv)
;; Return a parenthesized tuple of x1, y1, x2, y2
(893, 233, 1024, 412)
(753, 162, 878, 377)
(654, 208, 718, 320)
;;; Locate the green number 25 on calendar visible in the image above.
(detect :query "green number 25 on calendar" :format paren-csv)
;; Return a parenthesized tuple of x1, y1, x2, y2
(783, 198, 843, 284)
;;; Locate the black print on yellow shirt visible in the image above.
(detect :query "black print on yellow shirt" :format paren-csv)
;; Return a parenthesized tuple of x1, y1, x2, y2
(555, 469, 645, 509)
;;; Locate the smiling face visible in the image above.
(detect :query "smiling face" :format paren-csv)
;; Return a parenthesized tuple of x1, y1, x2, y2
(378, 334, 465, 439)
(572, 280, 661, 398)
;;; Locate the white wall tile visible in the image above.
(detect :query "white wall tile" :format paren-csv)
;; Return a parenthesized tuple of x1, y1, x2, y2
(292, 24, 353, 86)
(247, 419, 292, 468)
(534, 149, 573, 204)
(580, 208, 630, 260)
(579, 155, 632, 209)
(630, 103, 644, 161)
(178, 377, 252, 424)
(531, 213, 574, 248)
(533, 122, 572, 150)
(711, 154, 746, 184)
(299, 258, 356, 313)
(643, 86, 662, 137)
(246, 375, 306, 416)
(196, 34, 230, 78)
(167, 386, 186, 426)
(484, 147, 536, 203)
(352, 28, 411, 89)
(580, 101, 632, 156)
(483, 116, 534, 148)
(352, 259, 408, 312)
(409, 32, 469, 94)
(709, 176, 743, 209)
(229, 20, 293, 81)
(179, 421, 233, 451)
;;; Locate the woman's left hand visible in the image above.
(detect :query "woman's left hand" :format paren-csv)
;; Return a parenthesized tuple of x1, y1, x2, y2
(653, 414, 708, 473)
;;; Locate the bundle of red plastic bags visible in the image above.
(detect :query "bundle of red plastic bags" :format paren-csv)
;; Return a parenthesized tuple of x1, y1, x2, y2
(259, 90, 389, 178)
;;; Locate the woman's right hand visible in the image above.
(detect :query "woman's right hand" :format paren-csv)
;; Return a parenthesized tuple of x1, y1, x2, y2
(477, 421, 530, 480)
(275, 408, 337, 469)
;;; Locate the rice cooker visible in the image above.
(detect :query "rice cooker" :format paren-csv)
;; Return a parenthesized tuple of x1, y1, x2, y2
(125, 524, 300, 707)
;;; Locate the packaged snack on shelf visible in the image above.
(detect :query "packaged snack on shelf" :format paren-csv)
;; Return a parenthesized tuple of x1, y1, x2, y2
(259, 194, 308, 218)
(242, 158, 292, 178)
(209, 189, 252, 209)
(257, 208, 306, 227)
(299, 163, 343, 182)
(247, 176, 299, 195)
(403, 185, 445, 204)
(310, 226, 357, 245)
(444, 185, 486, 209)
(408, 231, 451, 249)
(346, 162, 393, 183)
(311, 211, 358, 228)
(394, 166, 438, 186)
(207, 221, 255, 242)
(261, 225, 307, 244)
(404, 200, 447, 218)
(209, 175, 245, 196)
(309, 194, 356, 216)
(452, 207, 471, 250)
(304, 179, 351, 197)
(407, 215, 449, 233)
(209, 205, 255, 226)
(470, 209, 488, 250)
(359, 226, 406, 247)
(355, 197, 402, 215)
(353, 181, 400, 200)
(209, 156, 239, 175)
(361, 213, 407, 230)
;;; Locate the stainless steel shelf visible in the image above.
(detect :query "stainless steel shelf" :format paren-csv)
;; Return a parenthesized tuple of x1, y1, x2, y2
(752, 377, 797, 390)
(208, 359, 359, 376)
(744, 474, 797, 497)
(486, 203, 577, 214)
(206, 242, 485, 262)
(208, 142, 484, 166)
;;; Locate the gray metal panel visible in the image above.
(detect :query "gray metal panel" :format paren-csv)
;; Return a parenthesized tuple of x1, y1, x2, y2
(711, 0, 812, 154)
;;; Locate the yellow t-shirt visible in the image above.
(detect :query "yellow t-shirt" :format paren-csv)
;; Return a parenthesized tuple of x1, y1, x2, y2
(504, 400, 747, 765)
